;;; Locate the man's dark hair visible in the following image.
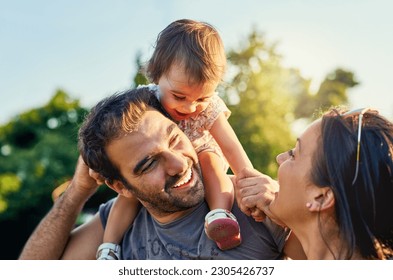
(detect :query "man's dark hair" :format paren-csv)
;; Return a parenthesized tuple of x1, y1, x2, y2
(78, 87, 169, 184)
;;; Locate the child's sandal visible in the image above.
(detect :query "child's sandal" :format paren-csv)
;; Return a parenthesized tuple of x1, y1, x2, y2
(96, 243, 121, 260)
(204, 209, 242, 250)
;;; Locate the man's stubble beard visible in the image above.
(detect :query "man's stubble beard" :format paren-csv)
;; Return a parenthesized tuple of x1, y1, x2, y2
(122, 162, 205, 214)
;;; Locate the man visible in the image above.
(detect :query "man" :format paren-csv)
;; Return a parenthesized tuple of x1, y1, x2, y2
(19, 87, 296, 260)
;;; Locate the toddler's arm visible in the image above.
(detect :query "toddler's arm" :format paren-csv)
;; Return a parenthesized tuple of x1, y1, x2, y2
(210, 113, 256, 215)
(209, 113, 253, 174)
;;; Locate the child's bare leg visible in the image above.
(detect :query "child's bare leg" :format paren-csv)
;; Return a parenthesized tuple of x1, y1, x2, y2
(97, 194, 140, 259)
(199, 151, 234, 211)
(199, 151, 241, 250)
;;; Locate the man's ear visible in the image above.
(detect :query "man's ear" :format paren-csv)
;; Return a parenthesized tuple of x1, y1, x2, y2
(105, 180, 133, 198)
(306, 187, 335, 212)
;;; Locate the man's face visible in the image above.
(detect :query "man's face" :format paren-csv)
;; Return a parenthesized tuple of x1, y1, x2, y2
(106, 110, 205, 218)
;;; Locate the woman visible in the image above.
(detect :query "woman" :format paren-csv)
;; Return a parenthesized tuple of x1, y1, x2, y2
(236, 107, 393, 259)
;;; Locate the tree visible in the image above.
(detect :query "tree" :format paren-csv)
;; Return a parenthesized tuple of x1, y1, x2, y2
(0, 90, 83, 219)
(131, 51, 149, 88)
(220, 29, 308, 176)
(294, 68, 359, 120)
(0, 90, 115, 259)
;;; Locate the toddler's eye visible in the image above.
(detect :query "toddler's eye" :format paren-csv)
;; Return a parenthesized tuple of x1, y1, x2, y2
(288, 149, 295, 159)
(197, 97, 210, 103)
(173, 94, 185, 100)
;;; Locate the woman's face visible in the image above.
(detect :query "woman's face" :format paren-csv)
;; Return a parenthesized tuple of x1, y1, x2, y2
(269, 120, 321, 227)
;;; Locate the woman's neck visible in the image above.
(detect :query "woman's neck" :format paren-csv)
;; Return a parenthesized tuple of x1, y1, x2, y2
(292, 219, 345, 260)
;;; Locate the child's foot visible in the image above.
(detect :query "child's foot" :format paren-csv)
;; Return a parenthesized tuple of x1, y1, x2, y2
(205, 209, 241, 250)
(96, 243, 121, 260)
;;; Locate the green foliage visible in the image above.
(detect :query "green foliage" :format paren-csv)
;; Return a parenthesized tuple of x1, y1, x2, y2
(0, 173, 21, 212)
(0, 90, 115, 221)
(221, 32, 357, 177)
(0, 90, 87, 220)
(220, 30, 307, 177)
(132, 51, 149, 88)
(294, 68, 359, 119)
(0, 89, 117, 259)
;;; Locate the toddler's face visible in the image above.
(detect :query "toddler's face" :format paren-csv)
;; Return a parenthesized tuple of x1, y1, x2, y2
(158, 64, 219, 121)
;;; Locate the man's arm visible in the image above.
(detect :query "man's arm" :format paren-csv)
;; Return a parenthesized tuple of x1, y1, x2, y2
(61, 213, 104, 259)
(19, 157, 103, 259)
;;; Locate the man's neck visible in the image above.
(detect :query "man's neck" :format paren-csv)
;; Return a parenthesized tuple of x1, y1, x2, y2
(145, 202, 203, 224)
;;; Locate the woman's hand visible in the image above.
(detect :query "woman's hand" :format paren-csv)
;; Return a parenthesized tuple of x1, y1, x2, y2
(234, 167, 279, 222)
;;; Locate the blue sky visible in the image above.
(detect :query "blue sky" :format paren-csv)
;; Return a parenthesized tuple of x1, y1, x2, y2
(1, 0, 393, 125)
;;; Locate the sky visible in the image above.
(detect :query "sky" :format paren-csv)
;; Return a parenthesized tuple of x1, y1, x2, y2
(1, 0, 393, 125)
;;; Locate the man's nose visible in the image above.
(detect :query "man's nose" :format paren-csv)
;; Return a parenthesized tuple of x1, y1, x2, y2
(163, 150, 188, 176)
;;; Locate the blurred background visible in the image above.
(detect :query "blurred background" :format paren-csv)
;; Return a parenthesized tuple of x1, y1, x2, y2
(1, 0, 392, 259)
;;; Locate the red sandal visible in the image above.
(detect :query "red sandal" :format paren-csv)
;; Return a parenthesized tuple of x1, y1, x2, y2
(205, 209, 241, 250)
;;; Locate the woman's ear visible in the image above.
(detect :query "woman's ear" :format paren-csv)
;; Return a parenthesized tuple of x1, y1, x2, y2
(105, 180, 133, 198)
(306, 187, 335, 212)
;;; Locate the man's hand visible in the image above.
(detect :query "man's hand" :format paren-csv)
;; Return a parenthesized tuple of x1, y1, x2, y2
(234, 167, 279, 222)
(19, 155, 103, 260)
(88, 168, 105, 185)
(68, 156, 101, 199)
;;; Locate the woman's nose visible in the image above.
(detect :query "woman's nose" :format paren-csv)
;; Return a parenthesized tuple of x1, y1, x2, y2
(276, 152, 287, 166)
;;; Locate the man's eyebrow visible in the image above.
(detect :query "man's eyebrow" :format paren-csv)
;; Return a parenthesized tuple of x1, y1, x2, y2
(133, 123, 177, 175)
